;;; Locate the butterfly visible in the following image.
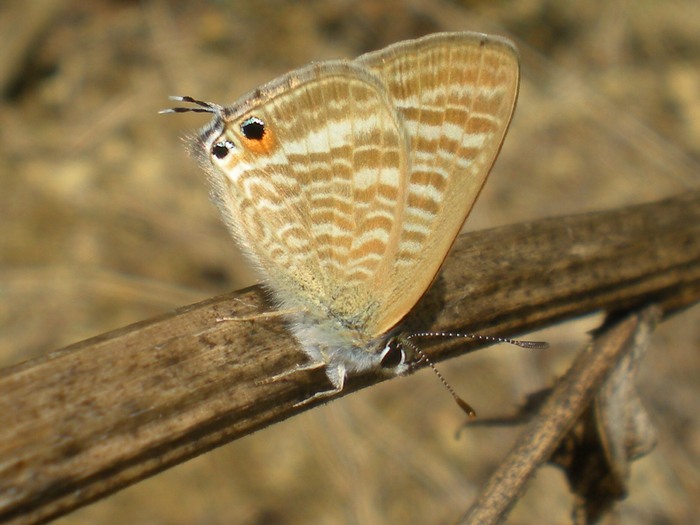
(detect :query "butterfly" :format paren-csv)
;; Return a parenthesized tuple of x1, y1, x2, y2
(164, 31, 523, 408)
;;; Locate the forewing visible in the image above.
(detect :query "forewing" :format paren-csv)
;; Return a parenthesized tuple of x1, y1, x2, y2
(357, 32, 520, 334)
(200, 63, 409, 324)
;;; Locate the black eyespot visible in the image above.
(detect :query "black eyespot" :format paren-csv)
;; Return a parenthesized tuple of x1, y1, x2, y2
(241, 117, 266, 140)
(380, 339, 405, 369)
(211, 141, 233, 159)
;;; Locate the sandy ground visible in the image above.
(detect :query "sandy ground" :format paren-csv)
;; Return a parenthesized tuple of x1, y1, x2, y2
(1, 0, 699, 523)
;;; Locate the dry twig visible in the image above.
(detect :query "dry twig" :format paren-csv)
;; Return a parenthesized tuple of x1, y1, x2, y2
(1, 192, 699, 524)
(459, 305, 660, 524)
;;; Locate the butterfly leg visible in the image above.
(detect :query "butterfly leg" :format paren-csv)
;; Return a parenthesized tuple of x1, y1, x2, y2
(217, 306, 302, 323)
(258, 360, 348, 407)
(260, 359, 327, 384)
(292, 364, 347, 408)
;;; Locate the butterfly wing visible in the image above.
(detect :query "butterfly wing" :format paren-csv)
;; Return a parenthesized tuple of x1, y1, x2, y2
(198, 63, 411, 330)
(356, 32, 520, 335)
(196, 32, 519, 350)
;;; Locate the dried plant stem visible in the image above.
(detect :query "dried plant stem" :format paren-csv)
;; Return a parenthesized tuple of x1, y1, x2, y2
(457, 305, 661, 525)
(0, 192, 699, 524)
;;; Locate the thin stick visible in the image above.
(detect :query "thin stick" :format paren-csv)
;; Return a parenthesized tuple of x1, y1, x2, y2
(457, 305, 661, 525)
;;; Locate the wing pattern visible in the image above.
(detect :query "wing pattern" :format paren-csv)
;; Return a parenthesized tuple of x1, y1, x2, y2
(195, 32, 519, 352)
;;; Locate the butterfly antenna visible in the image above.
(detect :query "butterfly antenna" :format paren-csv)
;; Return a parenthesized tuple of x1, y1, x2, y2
(402, 332, 548, 417)
(402, 338, 477, 418)
(159, 96, 223, 115)
(406, 331, 549, 350)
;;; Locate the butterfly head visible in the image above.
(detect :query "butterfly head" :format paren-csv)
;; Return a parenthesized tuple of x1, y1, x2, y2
(378, 335, 419, 374)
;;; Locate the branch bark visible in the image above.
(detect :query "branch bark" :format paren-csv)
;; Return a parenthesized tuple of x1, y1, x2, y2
(1, 191, 699, 524)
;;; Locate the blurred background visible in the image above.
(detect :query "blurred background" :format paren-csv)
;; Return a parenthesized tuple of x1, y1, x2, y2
(1, 0, 699, 523)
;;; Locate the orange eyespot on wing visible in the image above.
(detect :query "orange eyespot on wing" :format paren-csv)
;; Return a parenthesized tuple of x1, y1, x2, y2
(239, 116, 277, 155)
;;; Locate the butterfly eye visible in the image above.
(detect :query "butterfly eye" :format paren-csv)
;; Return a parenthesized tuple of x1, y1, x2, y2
(211, 140, 235, 159)
(379, 338, 406, 369)
(241, 116, 266, 140)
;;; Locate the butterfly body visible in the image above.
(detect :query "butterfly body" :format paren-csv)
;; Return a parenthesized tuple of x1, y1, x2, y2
(170, 32, 520, 400)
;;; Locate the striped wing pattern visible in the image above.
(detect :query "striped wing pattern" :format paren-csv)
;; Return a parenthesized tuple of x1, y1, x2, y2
(204, 64, 408, 329)
(198, 32, 518, 353)
(358, 33, 520, 334)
